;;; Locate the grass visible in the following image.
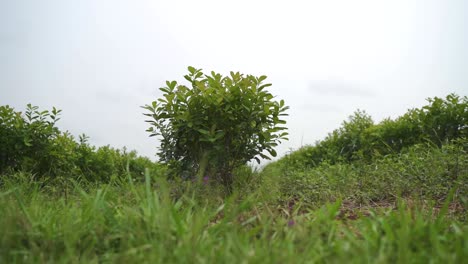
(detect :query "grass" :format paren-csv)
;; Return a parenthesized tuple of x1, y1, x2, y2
(2, 97, 467, 262)
(263, 140, 468, 210)
(0, 169, 466, 263)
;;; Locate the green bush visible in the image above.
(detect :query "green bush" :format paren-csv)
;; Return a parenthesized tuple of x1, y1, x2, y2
(0, 104, 164, 182)
(418, 93, 467, 145)
(0, 104, 61, 175)
(265, 138, 467, 205)
(277, 93, 467, 170)
(362, 93, 467, 156)
(143, 66, 289, 190)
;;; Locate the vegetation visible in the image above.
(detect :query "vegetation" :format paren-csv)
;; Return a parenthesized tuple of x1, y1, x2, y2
(0, 172, 466, 263)
(0, 87, 467, 262)
(264, 94, 467, 207)
(265, 139, 467, 210)
(0, 104, 163, 181)
(277, 94, 467, 168)
(142, 67, 288, 190)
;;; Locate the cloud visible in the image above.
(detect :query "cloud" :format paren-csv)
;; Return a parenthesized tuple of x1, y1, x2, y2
(308, 79, 376, 97)
(298, 102, 342, 113)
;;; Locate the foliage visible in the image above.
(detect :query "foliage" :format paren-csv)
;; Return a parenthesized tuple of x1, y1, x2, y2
(264, 138, 467, 209)
(279, 93, 467, 169)
(0, 104, 61, 175)
(417, 93, 467, 145)
(0, 104, 164, 181)
(0, 93, 466, 262)
(143, 66, 289, 189)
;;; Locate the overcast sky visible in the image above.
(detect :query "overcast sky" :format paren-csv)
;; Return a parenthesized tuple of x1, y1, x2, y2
(1, 0, 467, 162)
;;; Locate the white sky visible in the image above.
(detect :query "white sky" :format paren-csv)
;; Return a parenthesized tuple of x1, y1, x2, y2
(1, 0, 467, 162)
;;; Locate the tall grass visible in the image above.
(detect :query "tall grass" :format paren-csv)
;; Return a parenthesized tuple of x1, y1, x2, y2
(262, 139, 467, 211)
(1, 171, 466, 263)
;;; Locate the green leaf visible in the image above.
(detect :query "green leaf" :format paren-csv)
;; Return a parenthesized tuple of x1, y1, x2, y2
(267, 149, 277, 157)
(24, 138, 32, 147)
(188, 66, 196, 74)
(258, 75, 267, 82)
(160, 87, 170, 93)
(277, 119, 286, 124)
(197, 129, 210, 135)
(259, 83, 272, 90)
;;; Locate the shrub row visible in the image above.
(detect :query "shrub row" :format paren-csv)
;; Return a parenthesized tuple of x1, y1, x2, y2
(263, 139, 467, 206)
(277, 93, 467, 169)
(0, 104, 164, 181)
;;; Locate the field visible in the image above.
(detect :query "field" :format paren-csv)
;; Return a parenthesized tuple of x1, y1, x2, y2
(1, 94, 467, 263)
(1, 140, 467, 263)
(0, 176, 466, 263)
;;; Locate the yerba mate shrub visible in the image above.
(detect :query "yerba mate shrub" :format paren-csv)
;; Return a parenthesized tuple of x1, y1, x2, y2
(143, 67, 289, 191)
